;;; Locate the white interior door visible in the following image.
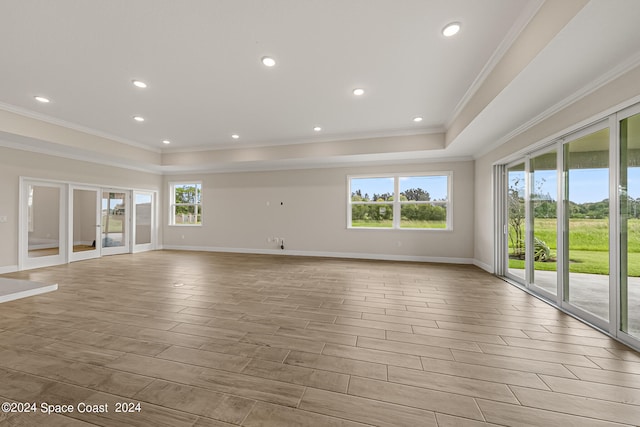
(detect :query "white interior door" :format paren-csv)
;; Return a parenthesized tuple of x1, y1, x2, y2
(132, 191, 155, 253)
(69, 186, 101, 262)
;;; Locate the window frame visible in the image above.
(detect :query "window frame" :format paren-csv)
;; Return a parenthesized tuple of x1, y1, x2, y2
(347, 172, 452, 230)
(169, 181, 203, 226)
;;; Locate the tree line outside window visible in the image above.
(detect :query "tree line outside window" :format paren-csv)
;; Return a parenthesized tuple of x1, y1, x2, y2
(170, 182, 202, 225)
(348, 174, 451, 229)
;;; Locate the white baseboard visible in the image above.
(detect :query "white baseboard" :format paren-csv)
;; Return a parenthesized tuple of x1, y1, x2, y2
(0, 265, 18, 274)
(473, 259, 494, 273)
(162, 245, 474, 265)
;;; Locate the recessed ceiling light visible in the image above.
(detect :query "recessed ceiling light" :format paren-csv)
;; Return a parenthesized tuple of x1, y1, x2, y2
(231, 134, 240, 139)
(133, 116, 145, 122)
(442, 22, 461, 37)
(34, 96, 50, 103)
(413, 117, 424, 123)
(162, 140, 171, 145)
(132, 80, 147, 88)
(352, 88, 365, 96)
(313, 126, 322, 132)
(261, 56, 276, 67)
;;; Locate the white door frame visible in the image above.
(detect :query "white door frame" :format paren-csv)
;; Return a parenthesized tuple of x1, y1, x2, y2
(132, 190, 156, 253)
(101, 188, 131, 256)
(19, 178, 67, 270)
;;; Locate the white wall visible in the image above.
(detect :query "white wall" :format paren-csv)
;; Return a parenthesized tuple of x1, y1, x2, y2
(474, 64, 640, 272)
(0, 146, 162, 270)
(163, 160, 475, 262)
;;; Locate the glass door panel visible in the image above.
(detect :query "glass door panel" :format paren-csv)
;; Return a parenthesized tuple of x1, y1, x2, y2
(70, 187, 100, 261)
(27, 185, 60, 258)
(531, 150, 558, 296)
(507, 163, 526, 281)
(620, 111, 640, 339)
(21, 181, 66, 270)
(133, 191, 153, 252)
(563, 127, 610, 322)
(27, 185, 61, 258)
(101, 190, 129, 255)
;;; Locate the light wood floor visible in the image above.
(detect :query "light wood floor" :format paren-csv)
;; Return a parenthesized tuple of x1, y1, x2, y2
(1, 251, 639, 426)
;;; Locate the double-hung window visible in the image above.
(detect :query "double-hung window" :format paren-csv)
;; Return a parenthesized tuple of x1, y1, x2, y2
(169, 182, 202, 225)
(348, 173, 451, 229)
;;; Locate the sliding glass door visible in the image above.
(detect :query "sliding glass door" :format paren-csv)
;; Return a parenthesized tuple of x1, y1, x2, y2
(497, 105, 640, 350)
(562, 125, 610, 325)
(619, 107, 640, 342)
(530, 149, 558, 297)
(506, 162, 526, 281)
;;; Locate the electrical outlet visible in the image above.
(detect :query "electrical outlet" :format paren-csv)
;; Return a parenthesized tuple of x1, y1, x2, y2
(0, 216, 7, 223)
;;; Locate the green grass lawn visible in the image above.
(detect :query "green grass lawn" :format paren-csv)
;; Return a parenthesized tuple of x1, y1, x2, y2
(351, 220, 393, 228)
(351, 220, 446, 228)
(509, 218, 640, 276)
(509, 251, 640, 276)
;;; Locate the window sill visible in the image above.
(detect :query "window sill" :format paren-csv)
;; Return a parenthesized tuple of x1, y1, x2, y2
(347, 226, 452, 231)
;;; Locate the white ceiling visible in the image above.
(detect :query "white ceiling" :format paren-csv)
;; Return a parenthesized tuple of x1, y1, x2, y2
(1, 0, 640, 172)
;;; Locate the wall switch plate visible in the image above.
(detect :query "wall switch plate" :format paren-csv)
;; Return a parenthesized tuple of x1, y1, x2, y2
(0, 216, 7, 223)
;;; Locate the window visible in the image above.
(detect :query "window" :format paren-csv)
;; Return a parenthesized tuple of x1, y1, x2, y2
(348, 173, 451, 229)
(169, 182, 202, 225)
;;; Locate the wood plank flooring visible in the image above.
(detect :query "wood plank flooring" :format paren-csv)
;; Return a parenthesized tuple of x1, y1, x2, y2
(1, 250, 639, 426)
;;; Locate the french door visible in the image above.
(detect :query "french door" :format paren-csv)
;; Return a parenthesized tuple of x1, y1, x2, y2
(20, 180, 66, 270)
(101, 189, 130, 255)
(20, 182, 156, 269)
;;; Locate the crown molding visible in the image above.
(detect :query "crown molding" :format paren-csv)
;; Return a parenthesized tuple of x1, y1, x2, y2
(0, 101, 161, 153)
(474, 51, 640, 160)
(0, 137, 163, 175)
(445, 0, 545, 129)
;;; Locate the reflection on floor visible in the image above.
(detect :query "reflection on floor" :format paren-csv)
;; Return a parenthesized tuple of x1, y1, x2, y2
(0, 251, 638, 425)
(28, 245, 95, 258)
(512, 269, 640, 335)
(27, 248, 60, 258)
